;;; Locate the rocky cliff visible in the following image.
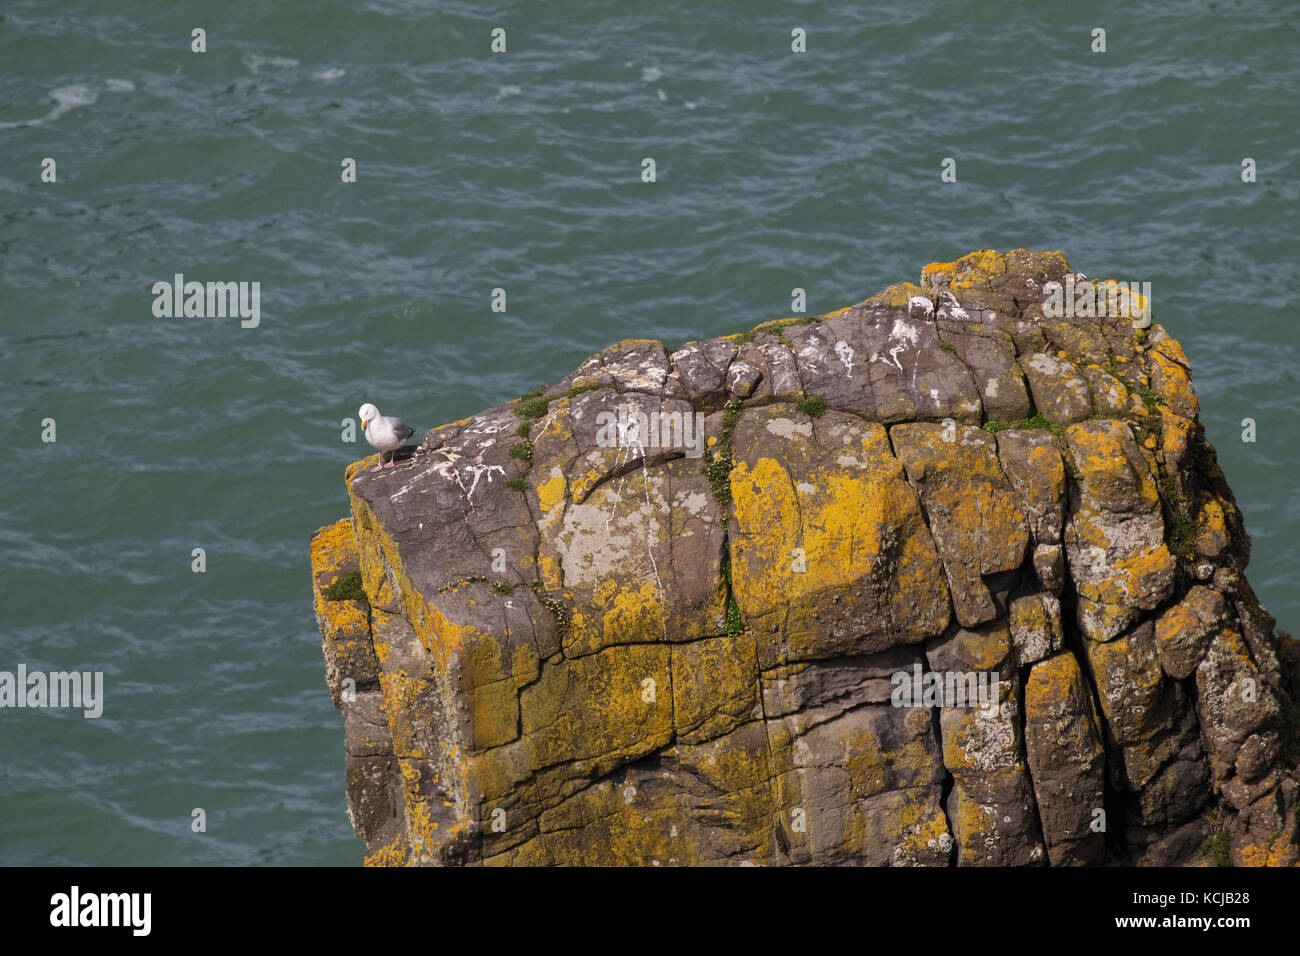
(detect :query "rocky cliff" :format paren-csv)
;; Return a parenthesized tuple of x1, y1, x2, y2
(310, 249, 1300, 866)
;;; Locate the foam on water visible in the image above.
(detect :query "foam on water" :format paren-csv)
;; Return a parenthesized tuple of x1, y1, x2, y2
(0, 79, 138, 129)
(0, 84, 97, 128)
(243, 53, 301, 74)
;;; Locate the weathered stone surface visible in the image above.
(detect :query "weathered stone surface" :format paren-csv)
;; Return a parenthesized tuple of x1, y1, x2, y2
(729, 407, 949, 666)
(928, 627, 1046, 865)
(1084, 364, 1130, 416)
(1023, 652, 1107, 865)
(1022, 352, 1094, 425)
(1033, 543, 1066, 594)
(311, 249, 1299, 866)
(726, 359, 763, 399)
(1147, 326, 1200, 420)
(1156, 585, 1226, 679)
(937, 321, 1031, 422)
(996, 429, 1065, 547)
(761, 646, 917, 717)
(1124, 729, 1210, 833)
(1083, 620, 1198, 792)
(892, 423, 1028, 628)
(345, 754, 403, 850)
(312, 521, 381, 708)
(1063, 419, 1177, 641)
(1196, 628, 1282, 784)
(787, 307, 983, 424)
(1008, 591, 1064, 665)
(671, 338, 736, 404)
(769, 703, 950, 865)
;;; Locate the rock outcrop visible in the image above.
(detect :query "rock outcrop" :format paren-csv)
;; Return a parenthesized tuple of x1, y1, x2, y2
(310, 249, 1300, 866)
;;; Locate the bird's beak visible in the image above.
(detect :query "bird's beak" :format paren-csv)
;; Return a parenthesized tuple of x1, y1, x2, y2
(360, 419, 367, 430)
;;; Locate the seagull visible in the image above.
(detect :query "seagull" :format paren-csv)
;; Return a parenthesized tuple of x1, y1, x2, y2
(358, 403, 415, 472)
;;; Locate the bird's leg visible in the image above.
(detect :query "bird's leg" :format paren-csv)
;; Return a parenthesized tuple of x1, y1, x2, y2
(384, 450, 396, 469)
(371, 452, 385, 473)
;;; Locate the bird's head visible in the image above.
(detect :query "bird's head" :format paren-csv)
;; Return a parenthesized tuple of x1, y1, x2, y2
(358, 403, 379, 429)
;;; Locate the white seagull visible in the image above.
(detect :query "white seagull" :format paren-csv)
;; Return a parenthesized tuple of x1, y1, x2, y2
(358, 403, 415, 472)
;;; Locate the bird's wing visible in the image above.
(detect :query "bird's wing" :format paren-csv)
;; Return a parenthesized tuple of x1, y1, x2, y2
(387, 416, 415, 441)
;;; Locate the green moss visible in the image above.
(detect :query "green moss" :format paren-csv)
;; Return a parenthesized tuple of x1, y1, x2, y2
(721, 550, 744, 636)
(983, 410, 1062, 436)
(1131, 411, 1163, 438)
(514, 396, 551, 419)
(1197, 806, 1232, 867)
(509, 442, 534, 463)
(794, 395, 826, 418)
(760, 316, 817, 332)
(1078, 364, 1096, 401)
(564, 382, 610, 399)
(1032, 413, 1061, 433)
(1167, 510, 1197, 560)
(703, 446, 733, 508)
(1158, 472, 1197, 561)
(738, 316, 818, 347)
(726, 592, 743, 635)
(1137, 386, 1163, 412)
(321, 570, 368, 604)
(938, 341, 957, 355)
(721, 399, 747, 431)
(505, 477, 529, 492)
(492, 581, 515, 596)
(516, 420, 532, 438)
(702, 401, 746, 525)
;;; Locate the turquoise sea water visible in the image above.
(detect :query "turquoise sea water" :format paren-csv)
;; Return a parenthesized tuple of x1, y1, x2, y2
(1, 1, 1296, 865)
